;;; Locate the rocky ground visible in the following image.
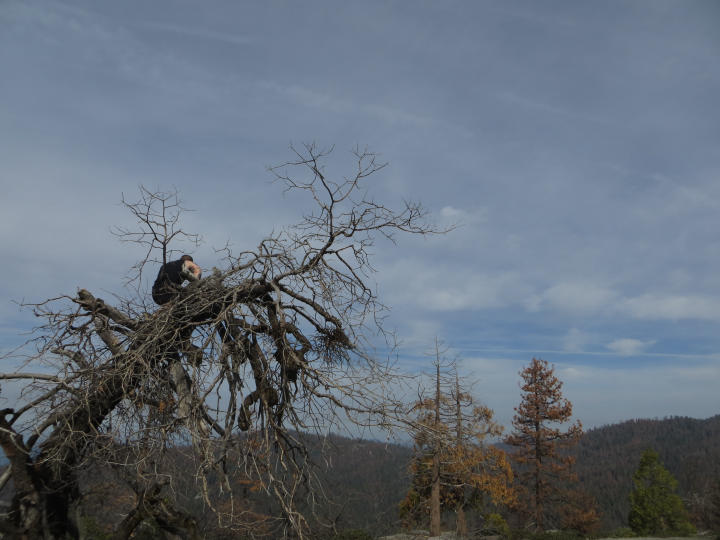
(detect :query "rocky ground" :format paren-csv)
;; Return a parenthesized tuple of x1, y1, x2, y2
(379, 533, 499, 540)
(379, 535, 706, 540)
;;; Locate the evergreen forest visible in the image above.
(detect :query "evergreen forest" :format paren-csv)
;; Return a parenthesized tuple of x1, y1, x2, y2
(2, 414, 717, 537)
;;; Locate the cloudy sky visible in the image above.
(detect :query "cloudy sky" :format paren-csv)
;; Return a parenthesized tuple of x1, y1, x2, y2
(1, 0, 719, 430)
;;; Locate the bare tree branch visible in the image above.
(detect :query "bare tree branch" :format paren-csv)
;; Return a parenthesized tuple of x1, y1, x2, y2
(0, 146, 444, 538)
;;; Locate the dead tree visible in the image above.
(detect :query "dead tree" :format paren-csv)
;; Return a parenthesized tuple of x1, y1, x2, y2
(400, 340, 514, 538)
(0, 145, 437, 539)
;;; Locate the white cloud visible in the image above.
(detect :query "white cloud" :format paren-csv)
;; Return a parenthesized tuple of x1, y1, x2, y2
(439, 205, 488, 224)
(557, 366, 583, 381)
(557, 362, 720, 429)
(497, 90, 609, 126)
(562, 328, 591, 352)
(440, 206, 466, 219)
(383, 264, 531, 312)
(460, 354, 720, 431)
(141, 22, 253, 47)
(533, 282, 617, 314)
(526, 285, 720, 323)
(606, 338, 656, 356)
(259, 81, 433, 127)
(395, 319, 445, 351)
(621, 294, 720, 321)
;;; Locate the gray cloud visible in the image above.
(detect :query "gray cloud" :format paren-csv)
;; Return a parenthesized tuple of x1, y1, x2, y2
(606, 338, 656, 356)
(2, 0, 719, 427)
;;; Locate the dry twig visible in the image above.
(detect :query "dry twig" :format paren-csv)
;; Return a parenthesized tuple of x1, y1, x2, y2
(0, 145, 441, 539)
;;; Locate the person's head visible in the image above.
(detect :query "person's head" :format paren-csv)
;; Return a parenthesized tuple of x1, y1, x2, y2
(180, 256, 201, 281)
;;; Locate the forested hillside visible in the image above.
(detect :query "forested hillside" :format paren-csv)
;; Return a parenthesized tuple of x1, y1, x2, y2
(0, 433, 414, 538)
(263, 416, 720, 533)
(314, 415, 720, 533)
(1, 416, 718, 536)
(574, 415, 720, 530)
(307, 434, 413, 535)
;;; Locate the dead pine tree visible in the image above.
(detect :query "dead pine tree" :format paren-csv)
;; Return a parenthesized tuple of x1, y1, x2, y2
(400, 339, 514, 538)
(504, 358, 595, 533)
(0, 145, 442, 539)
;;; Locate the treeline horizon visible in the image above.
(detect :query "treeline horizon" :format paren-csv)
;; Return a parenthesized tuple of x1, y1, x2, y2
(2, 413, 717, 536)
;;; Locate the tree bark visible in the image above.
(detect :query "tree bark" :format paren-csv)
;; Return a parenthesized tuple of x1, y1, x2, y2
(430, 356, 441, 537)
(456, 505, 467, 538)
(430, 452, 441, 537)
(454, 374, 467, 538)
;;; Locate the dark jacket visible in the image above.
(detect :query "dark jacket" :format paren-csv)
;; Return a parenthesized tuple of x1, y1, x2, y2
(152, 259, 187, 305)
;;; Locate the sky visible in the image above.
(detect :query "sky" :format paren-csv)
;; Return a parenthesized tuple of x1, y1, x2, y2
(1, 0, 719, 431)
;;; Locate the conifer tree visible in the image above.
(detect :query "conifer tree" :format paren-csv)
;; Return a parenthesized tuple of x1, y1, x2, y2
(400, 341, 514, 536)
(628, 449, 695, 536)
(505, 358, 592, 532)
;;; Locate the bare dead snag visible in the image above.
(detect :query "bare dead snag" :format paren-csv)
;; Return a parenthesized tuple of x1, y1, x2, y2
(0, 145, 444, 538)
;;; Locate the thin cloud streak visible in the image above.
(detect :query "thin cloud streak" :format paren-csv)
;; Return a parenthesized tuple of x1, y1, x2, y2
(1, 0, 719, 428)
(140, 22, 254, 46)
(454, 347, 720, 362)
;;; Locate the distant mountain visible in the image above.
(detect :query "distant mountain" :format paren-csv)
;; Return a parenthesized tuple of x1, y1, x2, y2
(2, 416, 718, 535)
(286, 416, 720, 533)
(573, 415, 720, 530)
(306, 433, 413, 535)
(0, 432, 415, 538)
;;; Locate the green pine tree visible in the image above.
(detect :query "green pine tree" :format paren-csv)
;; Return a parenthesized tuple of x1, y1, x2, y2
(628, 449, 695, 536)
